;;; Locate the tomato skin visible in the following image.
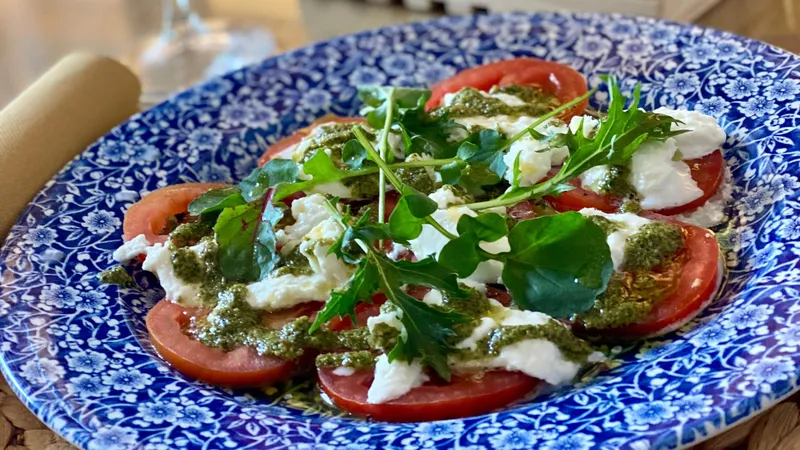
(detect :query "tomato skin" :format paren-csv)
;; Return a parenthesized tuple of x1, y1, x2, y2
(318, 368, 540, 422)
(146, 300, 297, 387)
(427, 58, 588, 120)
(578, 219, 721, 339)
(123, 183, 225, 245)
(257, 116, 365, 167)
(547, 150, 725, 216)
(327, 294, 387, 332)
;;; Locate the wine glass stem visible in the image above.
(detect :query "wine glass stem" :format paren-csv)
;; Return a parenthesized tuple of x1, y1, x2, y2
(161, 0, 205, 41)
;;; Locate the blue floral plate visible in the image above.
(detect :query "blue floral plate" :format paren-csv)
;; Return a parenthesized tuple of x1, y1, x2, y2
(2, 11, 800, 450)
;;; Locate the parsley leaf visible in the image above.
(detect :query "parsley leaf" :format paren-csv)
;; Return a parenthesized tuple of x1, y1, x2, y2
(502, 212, 612, 318)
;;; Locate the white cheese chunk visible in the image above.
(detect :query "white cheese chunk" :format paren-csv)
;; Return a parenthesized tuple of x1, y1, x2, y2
(246, 218, 354, 310)
(654, 108, 726, 159)
(428, 186, 466, 209)
(367, 304, 407, 342)
(113, 234, 152, 263)
(276, 193, 332, 250)
(422, 289, 444, 306)
(408, 205, 507, 284)
(332, 366, 356, 376)
(450, 305, 590, 386)
(367, 355, 429, 404)
(569, 115, 600, 136)
(142, 240, 207, 306)
(503, 137, 569, 186)
(628, 139, 703, 210)
(675, 168, 733, 228)
(579, 208, 652, 271)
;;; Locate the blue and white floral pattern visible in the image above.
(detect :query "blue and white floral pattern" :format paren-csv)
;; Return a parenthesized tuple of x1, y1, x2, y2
(1, 12, 799, 449)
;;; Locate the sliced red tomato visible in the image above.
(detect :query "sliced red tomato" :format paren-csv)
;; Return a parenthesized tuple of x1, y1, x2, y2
(427, 58, 588, 120)
(147, 300, 298, 387)
(327, 294, 388, 332)
(318, 368, 539, 422)
(654, 150, 725, 216)
(547, 150, 725, 216)
(579, 219, 721, 339)
(257, 116, 365, 167)
(123, 183, 224, 245)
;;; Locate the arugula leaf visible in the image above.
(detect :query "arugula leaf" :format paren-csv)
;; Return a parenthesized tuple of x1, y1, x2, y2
(456, 213, 508, 242)
(238, 158, 298, 202)
(188, 186, 246, 216)
(368, 251, 470, 380)
(463, 77, 682, 210)
(501, 212, 612, 318)
(309, 259, 378, 333)
(438, 160, 466, 185)
(214, 202, 283, 282)
(359, 87, 430, 130)
(388, 185, 439, 241)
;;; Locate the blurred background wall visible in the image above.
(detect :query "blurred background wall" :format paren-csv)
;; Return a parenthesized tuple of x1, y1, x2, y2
(0, 0, 797, 107)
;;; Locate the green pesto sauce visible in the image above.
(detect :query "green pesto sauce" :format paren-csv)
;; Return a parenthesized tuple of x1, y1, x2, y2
(169, 220, 213, 248)
(171, 247, 205, 283)
(343, 174, 381, 199)
(459, 321, 595, 363)
(598, 165, 637, 198)
(316, 350, 376, 370)
(396, 167, 435, 194)
(441, 287, 493, 319)
(587, 216, 620, 235)
(620, 199, 642, 214)
(193, 287, 372, 359)
(577, 271, 672, 329)
(273, 247, 313, 277)
(302, 125, 375, 168)
(623, 222, 684, 272)
(432, 85, 558, 119)
(98, 266, 133, 286)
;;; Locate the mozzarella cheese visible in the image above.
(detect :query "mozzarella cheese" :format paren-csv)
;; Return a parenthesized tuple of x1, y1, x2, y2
(579, 208, 652, 271)
(629, 139, 704, 210)
(428, 185, 466, 209)
(654, 108, 726, 159)
(675, 168, 733, 228)
(407, 204, 508, 284)
(246, 218, 355, 310)
(422, 289, 444, 306)
(367, 355, 429, 404)
(113, 234, 152, 263)
(275, 193, 333, 250)
(367, 304, 407, 341)
(141, 240, 207, 306)
(449, 303, 600, 386)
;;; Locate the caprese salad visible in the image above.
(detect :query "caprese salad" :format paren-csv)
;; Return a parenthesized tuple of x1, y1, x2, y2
(103, 58, 727, 422)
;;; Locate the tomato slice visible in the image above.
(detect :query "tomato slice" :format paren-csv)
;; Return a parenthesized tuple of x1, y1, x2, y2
(146, 300, 298, 387)
(257, 116, 365, 167)
(123, 183, 224, 245)
(427, 58, 588, 120)
(654, 150, 725, 215)
(318, 368, 539, 422)
(547, 150, 725, 216)
(580, 220, 721, 339)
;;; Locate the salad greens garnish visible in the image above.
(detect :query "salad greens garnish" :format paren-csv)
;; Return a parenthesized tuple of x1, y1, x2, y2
(185, 76, 683, 373)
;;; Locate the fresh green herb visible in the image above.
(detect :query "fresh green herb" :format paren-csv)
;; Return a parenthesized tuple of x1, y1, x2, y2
(238, 159, 299, 202)
(188, 186, 246, 216)
(501, 212, 613, 317)
(98, 266, 134, 286)
(463, 77, 685, 211)
(213, 202, 283, 282)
